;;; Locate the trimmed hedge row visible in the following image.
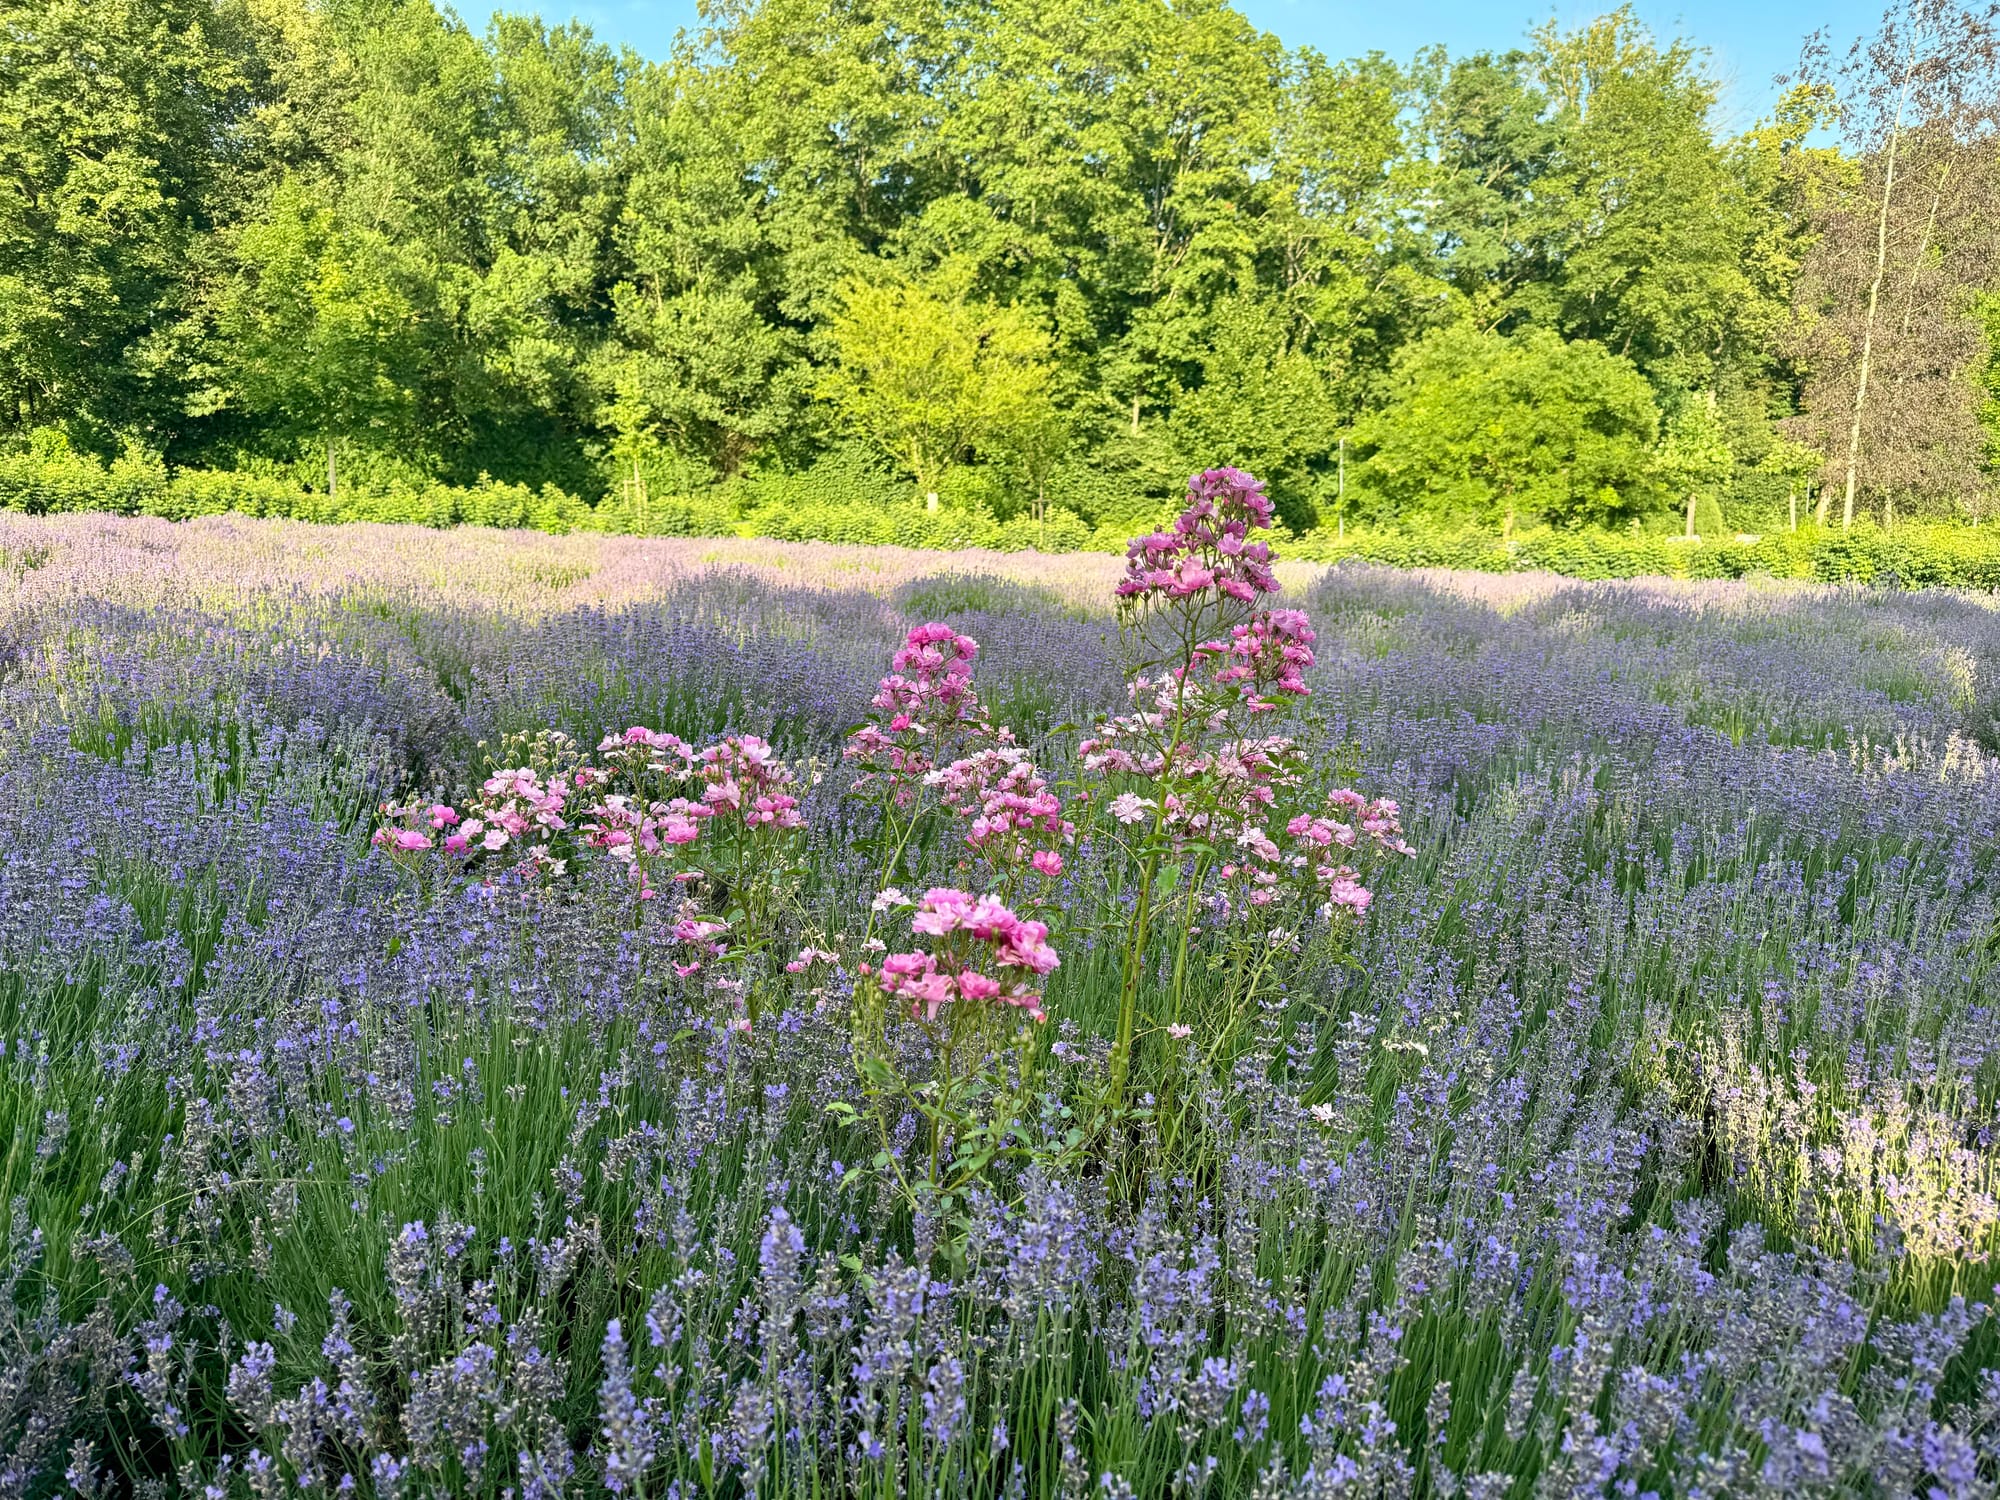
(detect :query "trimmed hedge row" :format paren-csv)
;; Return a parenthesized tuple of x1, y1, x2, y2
(0, 452, 1109, 552)
(1289, 524, 2000, 587)
(5, 450, 2000, 586)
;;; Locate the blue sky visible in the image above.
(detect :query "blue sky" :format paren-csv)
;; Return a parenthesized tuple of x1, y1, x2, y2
(548, 0, 1880, 128)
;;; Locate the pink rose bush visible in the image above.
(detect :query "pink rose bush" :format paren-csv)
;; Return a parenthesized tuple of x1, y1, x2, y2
(926, 745, 1073, 889)
(843, 620, 1073, 911)
(373, 727, 809, 1018)
(373, 762, 575, 875)
(844, 622, 988, 789)
(376, 727, 802, 899)
(863, 887, 1058, 1023)
(834, 468, 1413, 1176)
(1084, 469, 1409, 1101)
(843, 884, 1063, 1204)
(1115, 466, 1279, 608)
(375, 466, 1415, 1195)
(696, 734, 804, 830)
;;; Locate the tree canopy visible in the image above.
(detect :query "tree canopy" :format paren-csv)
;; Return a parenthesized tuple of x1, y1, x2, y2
(1, 0, 1994, 532)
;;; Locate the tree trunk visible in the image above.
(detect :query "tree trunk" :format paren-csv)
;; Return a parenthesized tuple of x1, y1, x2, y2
(1685, 488, 1697, 539)
(1896, 152, 1957, 343)
(1841, 56, 1914, 532)
(1336, 434, 1346, 540)
(911, 437, 936, 510)
(327, 436, 337, 501)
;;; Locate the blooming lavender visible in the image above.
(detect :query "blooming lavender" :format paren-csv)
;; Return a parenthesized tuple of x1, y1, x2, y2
(0, 502, 1998, 1495)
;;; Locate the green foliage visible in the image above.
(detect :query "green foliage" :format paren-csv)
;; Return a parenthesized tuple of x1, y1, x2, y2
(890, 572, 1084, 620)
(1517, 11, 1770, 392)
(16, 445, 2000, 589)
(732, 441, 907, 518)
(1352, 327, 1664, 529)
(210, 175, 429, 466)
(1156, 295, 1340, 531)
(3, 0, 1992, 531)
(1980, 293, 2000, 481)
(818, 260, 1055, 500)
(1290, 518, 2000, 586)
(0, 0, 1882, 523)
(0, 0, 261, 440)
(0, 444, 598, 531)
(1657, 395, 1734, 535)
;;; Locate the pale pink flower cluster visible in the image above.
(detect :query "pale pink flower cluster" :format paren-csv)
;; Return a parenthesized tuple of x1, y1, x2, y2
(695, 735, 803, 829)
(1287, 789, 1415, 859)
(1199, 607, 1316, 712)
(1280, 789, 1414, 917)
(1115, 468, 1279, 606)
(862, 887, 1059, 1023)
(591, 725, 697, 779)
(1108, 792, 1155, 825)
(580, 793, 705, 862)
(927, 746, 1072, 875)
(670, 914, 732, 978)
(373, 728, 806, 903)
(784, 946, 840, 974)
(1077, 683, 1176, 779)
(1083, 469, 1414, 935)
(571, 729, 709, 893)
(374, 801, 462, 853)
(1092, 731, 1300, 849)
(845, 623, 989, 784)
(373, 769, 572, 874)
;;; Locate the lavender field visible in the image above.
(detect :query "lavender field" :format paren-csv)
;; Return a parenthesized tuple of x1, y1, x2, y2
(5, 493, 2000, 1499)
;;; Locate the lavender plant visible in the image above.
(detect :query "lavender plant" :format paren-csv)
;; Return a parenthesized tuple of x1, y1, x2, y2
(0, 493, 1999, 1496)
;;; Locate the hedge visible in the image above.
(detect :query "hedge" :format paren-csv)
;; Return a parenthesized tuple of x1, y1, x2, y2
(5, 449, 2000, 587)
(1287, 524, 2000, 588)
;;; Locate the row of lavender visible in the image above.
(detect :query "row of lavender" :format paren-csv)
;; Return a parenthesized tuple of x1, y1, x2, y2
(0, 498, 1998, 1497)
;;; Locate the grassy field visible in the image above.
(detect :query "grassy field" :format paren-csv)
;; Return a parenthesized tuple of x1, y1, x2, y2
(3, 497, 2000, 1498)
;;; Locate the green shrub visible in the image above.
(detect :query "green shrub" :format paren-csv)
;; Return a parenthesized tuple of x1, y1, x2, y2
(891, 571, 1081, 619)
(1353, 327, 1665, 530)
(1038, 506, 1092, 553)
(6, 448, 2000, 587)
(734, 443, 907, 517)
(1290, 521, 2000, 587)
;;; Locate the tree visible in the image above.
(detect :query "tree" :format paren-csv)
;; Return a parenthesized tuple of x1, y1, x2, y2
(1353, 326, 1662, 531)
(1520, 11, 1773, 391)
(601, 283, 806, 481)
(1758, 434, 1823, 529)
(1411, 12, 1796, 402)
(1407, 47, 1562, 330)
(208, 175, 427, 489)
(595, 50, 806, 479)
(1657, 394, 1733, 538)
(1788, 0, 2000, 526)
(0, 0, 260, 443)
(8, 0, 1990, 534)
(993, 398, 1073, 545)
(1159, 295, 1338, 530)
(1980, 294, 2000, 496)
(818, 260, 1052, 502)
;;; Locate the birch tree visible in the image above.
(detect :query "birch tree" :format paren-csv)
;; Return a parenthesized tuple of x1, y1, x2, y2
(1788, 0, 2000, 526)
